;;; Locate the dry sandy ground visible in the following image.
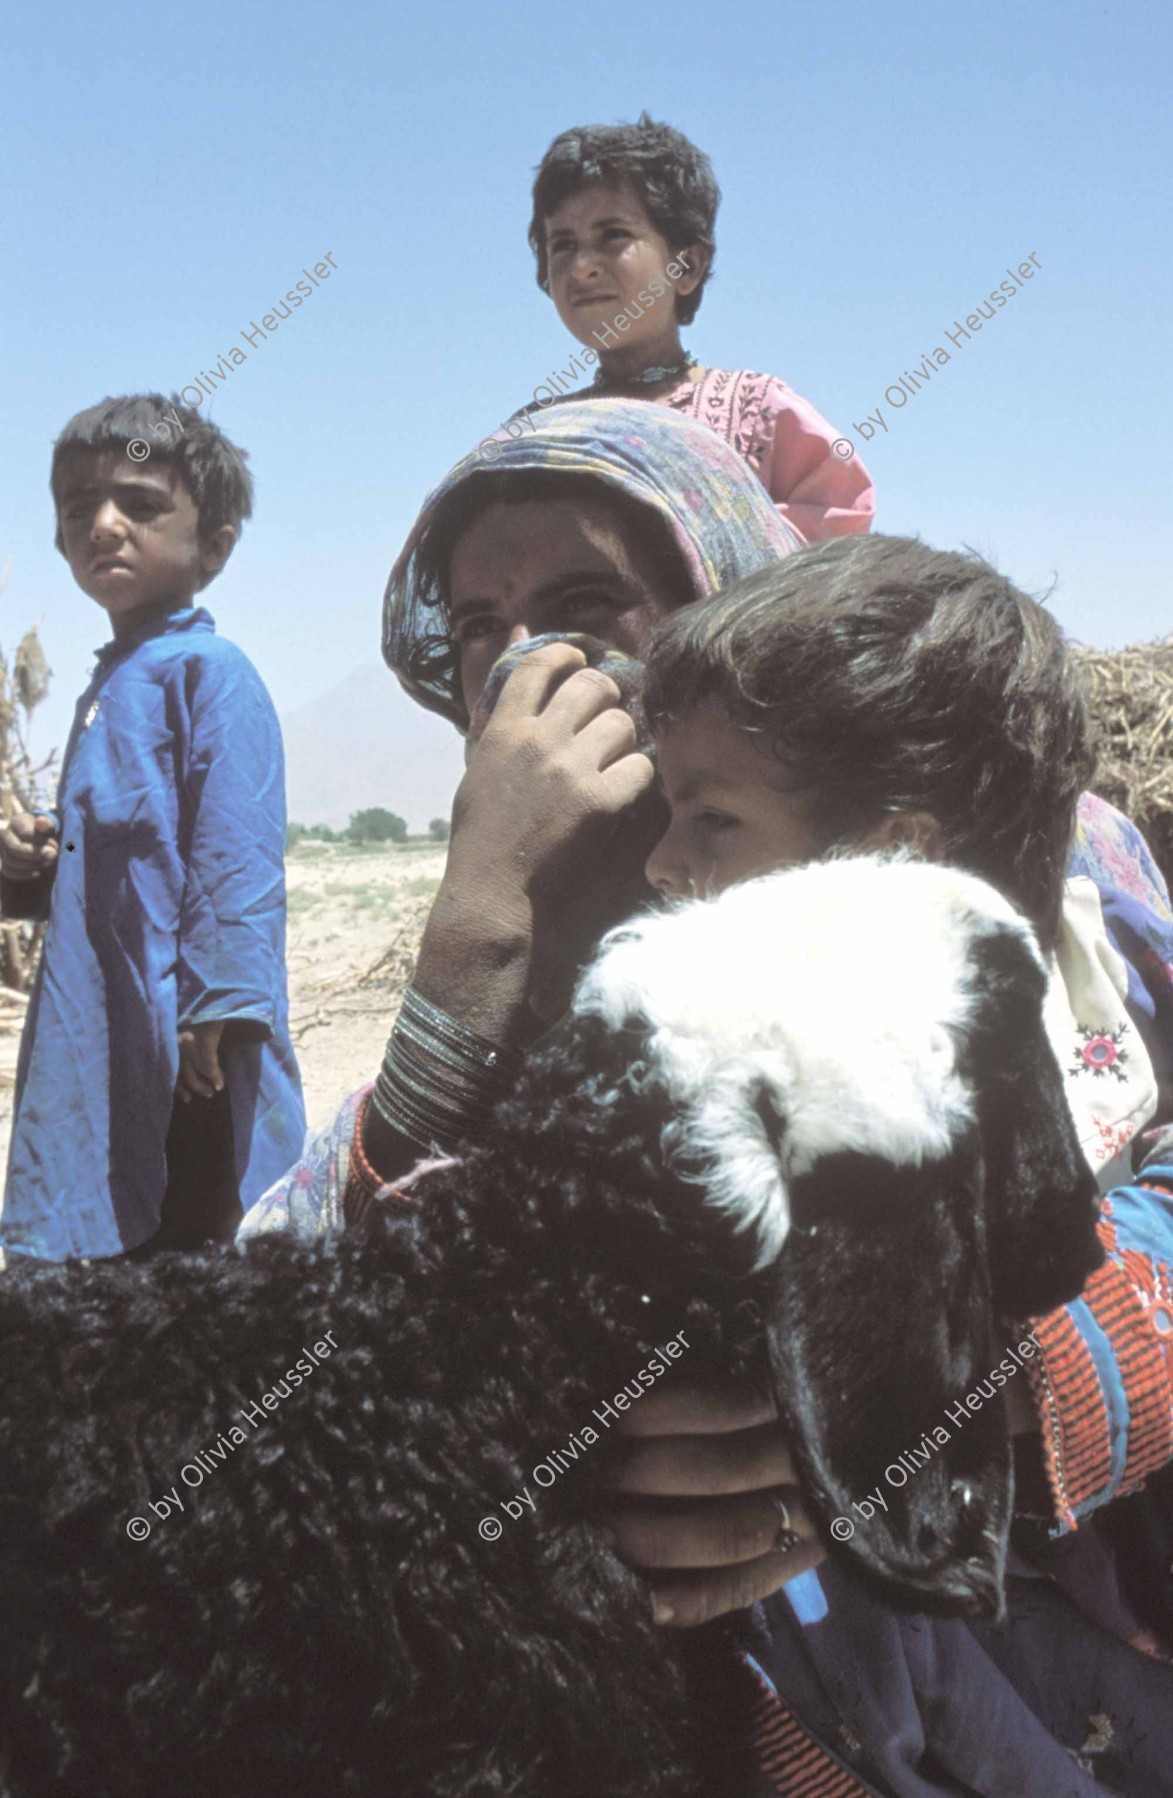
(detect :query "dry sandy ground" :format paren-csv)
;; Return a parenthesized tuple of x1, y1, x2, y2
(283, 839, 446, 1130)
(0, 840, 447, 1174)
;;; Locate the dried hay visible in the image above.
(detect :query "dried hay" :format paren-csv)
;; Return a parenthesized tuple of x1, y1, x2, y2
(358, 894, 435, 995)
(289, 895, 433, 1046)
(1073, 638, 1173, 893)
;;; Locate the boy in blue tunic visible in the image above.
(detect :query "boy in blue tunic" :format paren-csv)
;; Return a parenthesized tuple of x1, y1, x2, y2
(0, 394, 305, 1260)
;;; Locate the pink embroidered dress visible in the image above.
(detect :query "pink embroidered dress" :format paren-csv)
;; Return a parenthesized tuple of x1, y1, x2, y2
(660, 367, 874, 545)
(514, 367, 875, 545)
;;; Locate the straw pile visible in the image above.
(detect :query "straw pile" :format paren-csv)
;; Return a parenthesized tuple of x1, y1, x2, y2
(1073, 639, 1173, 893)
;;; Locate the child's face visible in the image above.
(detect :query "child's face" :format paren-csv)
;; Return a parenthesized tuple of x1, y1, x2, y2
(646, 702, 824, 898)
(55, 448, 235, 625)
(542, 180, 703, 353)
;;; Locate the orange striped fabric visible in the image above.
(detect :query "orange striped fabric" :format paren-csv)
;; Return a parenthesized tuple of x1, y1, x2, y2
(748, 1672, 874, 1796)
(1116, 1233, 1173, 1488)
(1026, 1197, 1173, 1527)
(1026, 1296, 1112, 1530)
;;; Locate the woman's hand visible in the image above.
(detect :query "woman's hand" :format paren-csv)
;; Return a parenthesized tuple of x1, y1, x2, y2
(600, 1378, 826, 1628)
(415, 643, 655, 1041)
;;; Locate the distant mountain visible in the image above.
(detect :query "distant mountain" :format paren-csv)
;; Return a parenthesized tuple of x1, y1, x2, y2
(280, 665, 467, 833)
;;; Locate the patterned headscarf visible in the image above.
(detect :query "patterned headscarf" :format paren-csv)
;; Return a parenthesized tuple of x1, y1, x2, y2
(382, 399, 800, 728)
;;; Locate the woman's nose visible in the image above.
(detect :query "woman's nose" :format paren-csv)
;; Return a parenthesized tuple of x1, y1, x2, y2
(645, 833, 689, 899)
(506, 623, 531, 649)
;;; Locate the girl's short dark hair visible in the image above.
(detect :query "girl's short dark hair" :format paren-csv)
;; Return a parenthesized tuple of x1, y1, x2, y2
(529, 114, 719, 326)
(644, 535, 1097, 949)
(51, 393, 254, 553)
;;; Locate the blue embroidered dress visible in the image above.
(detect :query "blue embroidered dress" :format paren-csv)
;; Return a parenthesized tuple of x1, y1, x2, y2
(0, 606, 305, 1261)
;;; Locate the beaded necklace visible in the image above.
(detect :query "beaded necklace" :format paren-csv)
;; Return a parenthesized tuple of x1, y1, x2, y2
(592, 351, 697, 389)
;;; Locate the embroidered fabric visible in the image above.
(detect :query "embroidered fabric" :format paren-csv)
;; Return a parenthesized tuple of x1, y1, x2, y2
(1044, 877, 1158, 1188)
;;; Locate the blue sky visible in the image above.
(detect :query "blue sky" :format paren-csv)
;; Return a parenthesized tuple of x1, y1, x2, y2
(2, 0, 1170, 783)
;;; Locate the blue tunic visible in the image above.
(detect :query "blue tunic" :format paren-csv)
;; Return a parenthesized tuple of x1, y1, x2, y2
(1, 607, 305, 1260)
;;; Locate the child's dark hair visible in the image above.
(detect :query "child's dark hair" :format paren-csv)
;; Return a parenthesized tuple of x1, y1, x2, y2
(51, 394, 254, 554)
(529, 114, 719, 326)
(644, 535, 1097, 950)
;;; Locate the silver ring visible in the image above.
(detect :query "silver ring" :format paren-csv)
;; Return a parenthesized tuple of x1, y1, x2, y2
(770, 1491, 801, 1554)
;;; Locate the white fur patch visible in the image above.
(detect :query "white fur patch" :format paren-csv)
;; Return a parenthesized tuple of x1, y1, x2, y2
(573, 857, 1042, 1269)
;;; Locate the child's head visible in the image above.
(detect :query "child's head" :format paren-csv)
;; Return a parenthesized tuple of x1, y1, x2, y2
(51, 394, 253, 622)
(529, 114, 716, 351)
(642, 535, 1096, 950)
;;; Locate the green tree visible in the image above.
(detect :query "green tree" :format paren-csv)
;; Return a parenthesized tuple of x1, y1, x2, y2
(347, 807, 407, 845)
(428, 817, 450, 842)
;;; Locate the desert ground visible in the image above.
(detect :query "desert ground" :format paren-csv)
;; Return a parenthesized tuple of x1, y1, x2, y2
(0, 839, 447, 1179)
(282, 838, 446, 1130)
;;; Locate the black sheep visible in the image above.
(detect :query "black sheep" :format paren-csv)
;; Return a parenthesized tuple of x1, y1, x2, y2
(0, 857, 1103, 1797)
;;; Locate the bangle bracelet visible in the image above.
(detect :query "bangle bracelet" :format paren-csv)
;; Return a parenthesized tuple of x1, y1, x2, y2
(370, 986, 522, 1154)
(348, 1092, 385, 1197)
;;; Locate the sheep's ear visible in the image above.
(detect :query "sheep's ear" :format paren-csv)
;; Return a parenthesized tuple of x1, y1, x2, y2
(963, 929, 1104, 1320)
(767, 1141, 1012, 1617)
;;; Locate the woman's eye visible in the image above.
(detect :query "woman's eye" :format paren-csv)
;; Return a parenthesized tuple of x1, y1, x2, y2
(554, 591, 619, 625)
(694, 811, 738, 836)
(456, 617, 503, 645)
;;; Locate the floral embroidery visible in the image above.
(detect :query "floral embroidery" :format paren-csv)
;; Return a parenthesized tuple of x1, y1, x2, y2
(1071, 1023, 1129, 1081)
(673, 369, 782, 482)
(237, 1083, 369, 1241)
(1074, 794, 1173, 923)
(1091, 1116, 1135, 1162)
(1081, 1713, 1114, 1756)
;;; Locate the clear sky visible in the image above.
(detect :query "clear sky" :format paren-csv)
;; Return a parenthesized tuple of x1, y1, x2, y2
(2, 0, 1170, 779)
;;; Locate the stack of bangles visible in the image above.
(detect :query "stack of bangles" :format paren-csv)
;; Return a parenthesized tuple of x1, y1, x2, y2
(370, 985, 524, 1153)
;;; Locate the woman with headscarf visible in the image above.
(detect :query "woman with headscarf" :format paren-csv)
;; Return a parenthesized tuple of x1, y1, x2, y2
(242, 401, 1173, 1795)
(246, 403, 801, 1235)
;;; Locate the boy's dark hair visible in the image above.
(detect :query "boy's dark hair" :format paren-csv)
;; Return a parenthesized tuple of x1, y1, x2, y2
(529, 114, 719, 326)
(392, 466, 695, 727)
(51, 394, 254, 555)
(644, 535, 1097, 950)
